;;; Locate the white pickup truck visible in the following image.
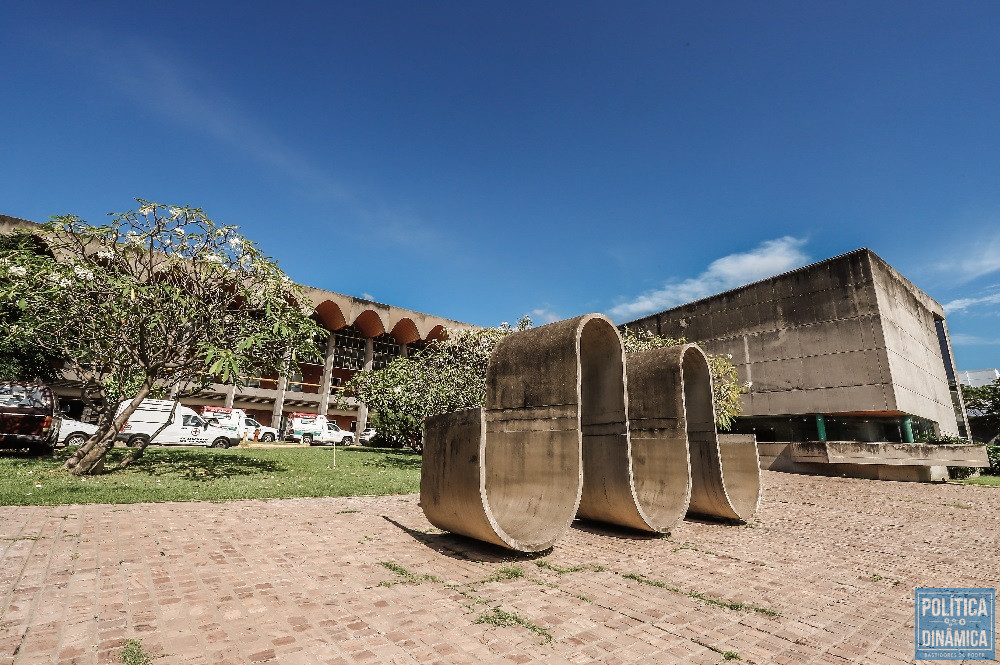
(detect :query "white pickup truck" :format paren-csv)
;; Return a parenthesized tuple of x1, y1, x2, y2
(284, 413, 354, 446)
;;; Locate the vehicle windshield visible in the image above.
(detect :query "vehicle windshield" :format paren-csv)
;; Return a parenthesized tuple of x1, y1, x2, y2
(182, 414, 207, 428)
(0, 384, 51, 409)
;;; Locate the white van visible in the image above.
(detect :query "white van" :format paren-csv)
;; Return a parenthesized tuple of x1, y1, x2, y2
(284, 413, 354, 446)
(200, 406, 279, 442)
(116, 399, 235, 448)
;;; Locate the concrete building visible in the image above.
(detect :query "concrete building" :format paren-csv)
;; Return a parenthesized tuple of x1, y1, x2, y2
(177, 285, 475, 433)
(624, 248, 969, 444)
(1, 213, 476, 434)
(957, 368, 1000, 388)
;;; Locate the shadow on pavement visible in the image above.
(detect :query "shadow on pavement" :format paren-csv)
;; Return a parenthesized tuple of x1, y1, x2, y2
(571, 519, 671, 541)
(382, 515, 550, 563)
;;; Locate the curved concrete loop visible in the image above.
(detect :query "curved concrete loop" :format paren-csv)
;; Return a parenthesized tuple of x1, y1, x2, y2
(663, 345, 762, 523)
(420, 314, 762, 552)
(583, 343, 760, 533)
(601, 345, 695, 533)
(421, 314, 620, 552)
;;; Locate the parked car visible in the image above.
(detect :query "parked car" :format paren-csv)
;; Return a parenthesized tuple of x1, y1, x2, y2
(284, 413, 354, 445)
(0, 382, 61, 454)
(359, 428, 377, 444)
(200, 406, 279, 442)
(324, 421, 355, 446)
(116, 399, 235, 448)
(60, 417, 99, 447)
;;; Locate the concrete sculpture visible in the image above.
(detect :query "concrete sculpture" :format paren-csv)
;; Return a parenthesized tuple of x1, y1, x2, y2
(420, 314, 761, 552)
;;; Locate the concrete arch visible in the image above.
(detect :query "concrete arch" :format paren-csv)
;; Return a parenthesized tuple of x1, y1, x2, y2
(352, 309, 387, 338)
(389, 317, 421, 345)
(422, 314, 621, 552)
(575, 344, 691, 532)
(425, 324, 447, 342)
(314, 300, 347, 331)
(421, 312, 762, 552)
(682, 344, 761, 522)
(387, 312, 429, 342)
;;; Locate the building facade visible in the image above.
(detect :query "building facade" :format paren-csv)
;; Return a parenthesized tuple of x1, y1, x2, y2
(1, 214, 476, 435)
(177, 285, 476, 433)
(624, 249, 969, 443)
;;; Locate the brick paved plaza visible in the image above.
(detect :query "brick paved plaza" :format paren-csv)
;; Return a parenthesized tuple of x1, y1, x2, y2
(1, 470, 998, 664)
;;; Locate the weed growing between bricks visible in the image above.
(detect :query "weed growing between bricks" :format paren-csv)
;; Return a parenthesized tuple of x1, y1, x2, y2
(483, 564, 525, 582)
(534, 560, 607, 574)
(474, 607, 553, 643)
(371, 542, 778, 649)
(444, 584, 489, 605)
(672, 541, 722, 556)
(621, 572, 781, 618)
(377, 561, 441, 586)
(869, 573, 902, 586)
(119, 639, 152, 665)
(693, 639, 741, 661)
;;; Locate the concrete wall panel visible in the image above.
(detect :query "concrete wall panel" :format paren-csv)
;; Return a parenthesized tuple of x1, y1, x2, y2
(626, 249, 961, 428)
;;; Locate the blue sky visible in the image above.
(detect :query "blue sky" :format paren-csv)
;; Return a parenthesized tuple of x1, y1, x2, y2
(3, 2, 1000, 369)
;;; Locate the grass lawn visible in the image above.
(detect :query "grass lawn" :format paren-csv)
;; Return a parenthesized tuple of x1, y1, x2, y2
(0, 445, 421, 506)
(959, 474, 1000, 488)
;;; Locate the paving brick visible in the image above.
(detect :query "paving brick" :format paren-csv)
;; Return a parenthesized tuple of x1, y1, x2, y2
(2, 471, 998, 663)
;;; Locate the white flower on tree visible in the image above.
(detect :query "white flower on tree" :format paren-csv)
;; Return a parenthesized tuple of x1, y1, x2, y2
(73, 266, 94, 281)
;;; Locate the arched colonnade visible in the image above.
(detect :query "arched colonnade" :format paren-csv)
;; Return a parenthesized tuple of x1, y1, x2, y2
(242, 288, 473, 431)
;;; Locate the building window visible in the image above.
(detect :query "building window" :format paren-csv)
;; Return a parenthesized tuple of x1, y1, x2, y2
(372, 333, 401, 370)
(333, 325, 366, 370)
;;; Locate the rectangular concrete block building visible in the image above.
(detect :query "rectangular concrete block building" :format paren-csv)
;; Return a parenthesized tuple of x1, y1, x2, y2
(625, 249, 969, 443)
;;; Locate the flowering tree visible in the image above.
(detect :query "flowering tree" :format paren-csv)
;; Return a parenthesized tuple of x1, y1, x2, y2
(347, 317, 749, 449)
(0, 200, 323, 474)
(345, 317, 531, 448)
(0, 232, 62, 383)
(619, 327, 749, 430)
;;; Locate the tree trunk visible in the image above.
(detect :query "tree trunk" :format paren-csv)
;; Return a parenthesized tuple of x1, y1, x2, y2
(64, 383, 152, 475)
(117, 438, 151, 468)
(63, 426, 111, 469)
(67, 434, 117, 475)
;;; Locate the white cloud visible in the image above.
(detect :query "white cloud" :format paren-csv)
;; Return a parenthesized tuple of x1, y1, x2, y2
(609, 237, 810, 320)
(530, 308, 561, 324)
(361, 293, 375, 301)
(937, 232, 1000, 282)
(88, 46, 356, 202)
(949, 332, 1000, 346)
(64, 32, 455, 254)
(943, 290, 1000, 314)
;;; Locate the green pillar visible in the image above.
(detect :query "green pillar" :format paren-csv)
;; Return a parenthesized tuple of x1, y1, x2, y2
(901, 415, 914, 443)
(815, 414, 827, 442)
